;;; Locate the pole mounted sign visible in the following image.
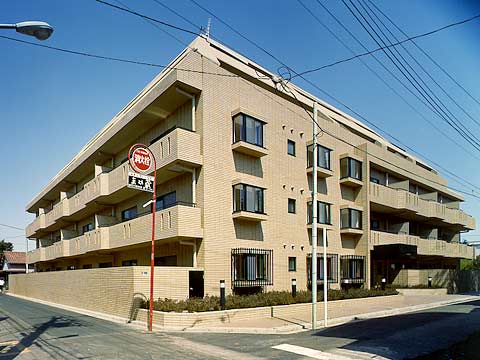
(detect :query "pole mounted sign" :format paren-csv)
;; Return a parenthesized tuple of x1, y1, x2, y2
(127, 144, 157, 332)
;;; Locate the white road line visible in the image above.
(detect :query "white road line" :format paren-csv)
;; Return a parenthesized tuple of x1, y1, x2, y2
(271, 344, 345, 360)
(272, 343, 388, 360)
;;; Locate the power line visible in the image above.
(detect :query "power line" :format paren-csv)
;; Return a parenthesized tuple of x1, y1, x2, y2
(296, 0, 480, 190)
(0, 34, 239, 77)
(293, 11, 480, 78)
(367, 0, 480, 110)
(94, 0, 199, 36)
(185, 0, 480, 198)
(149, 0, 202, 31)
(343, 0, 480, 152)
(0, 223, 24, 231)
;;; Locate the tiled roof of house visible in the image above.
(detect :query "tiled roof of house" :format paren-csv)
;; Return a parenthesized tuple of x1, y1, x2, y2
(3, 251, 26, 265)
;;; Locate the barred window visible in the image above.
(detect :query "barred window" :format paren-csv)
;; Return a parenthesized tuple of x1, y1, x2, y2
(340, 255, 366, 284)
(231, 248, 273, 287)
(307, 253, 338, 284)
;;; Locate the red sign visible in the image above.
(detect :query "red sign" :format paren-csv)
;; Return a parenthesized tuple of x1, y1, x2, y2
(128, 145, 154, 174)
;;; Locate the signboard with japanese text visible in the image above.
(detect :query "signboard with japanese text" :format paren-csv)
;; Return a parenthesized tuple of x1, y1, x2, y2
(127, 172, 154, 193)
(129, 145, 154, 174)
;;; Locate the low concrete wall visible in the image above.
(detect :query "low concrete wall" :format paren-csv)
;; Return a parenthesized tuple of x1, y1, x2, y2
(392, 269, 480, 293)
(137, 295, 401, 329)
(9, 266, 197, 319)
(397, 288, 448, 296)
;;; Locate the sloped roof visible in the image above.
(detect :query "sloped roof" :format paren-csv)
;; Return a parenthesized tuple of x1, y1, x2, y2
(3, 251, 26, 265)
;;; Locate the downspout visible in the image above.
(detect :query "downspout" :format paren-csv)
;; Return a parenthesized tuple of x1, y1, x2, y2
(176, 88, 196, 132)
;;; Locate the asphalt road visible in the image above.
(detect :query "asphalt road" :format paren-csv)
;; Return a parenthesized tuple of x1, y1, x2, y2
(1, 295, 480, 359)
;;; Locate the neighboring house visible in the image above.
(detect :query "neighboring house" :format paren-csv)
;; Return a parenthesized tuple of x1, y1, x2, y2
(1, 252, 32, 285)
(24, 35, 475, 297)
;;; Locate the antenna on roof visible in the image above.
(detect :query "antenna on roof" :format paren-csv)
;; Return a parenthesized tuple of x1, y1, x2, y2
(205, 18, 211, 40)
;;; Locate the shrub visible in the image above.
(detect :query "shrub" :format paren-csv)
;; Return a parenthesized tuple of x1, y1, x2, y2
(147, 287, 398, 313)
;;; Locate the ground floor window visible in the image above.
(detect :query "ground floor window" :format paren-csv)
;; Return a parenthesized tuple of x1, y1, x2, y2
(122, 259, 137, 266)
(306, 253, 338, 284)
(231, 248, 273, 287)
(99, 262, 112, 268)
(288, 257, 297, 272)
(154, 255, 177, 266)
(340, 255, 366, 284)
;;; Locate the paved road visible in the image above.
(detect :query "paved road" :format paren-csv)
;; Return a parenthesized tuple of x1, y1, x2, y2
(1, 295, 480, 359)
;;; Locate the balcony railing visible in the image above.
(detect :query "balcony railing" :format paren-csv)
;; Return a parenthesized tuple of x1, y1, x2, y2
(26, 128, 202, 238)
(369, 230, 474, 259)
(369, 183, 475, 230)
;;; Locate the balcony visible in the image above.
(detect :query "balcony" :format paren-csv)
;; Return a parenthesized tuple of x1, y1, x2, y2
(306, 166, 333, 178)
(44, 240, 70, 261)
(27, 248, 45, 264)
(369, 183, 475, 230)
(232, 141, 268, 158)
(109, 204, 203, 249)
(25, 128, 202, 238)
(339, 177, 363, 188)
(70, 228, 110, 256)
(369, 230, 474, 259)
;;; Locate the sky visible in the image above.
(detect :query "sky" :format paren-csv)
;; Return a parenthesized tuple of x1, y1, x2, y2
(1, 0, 480, 251)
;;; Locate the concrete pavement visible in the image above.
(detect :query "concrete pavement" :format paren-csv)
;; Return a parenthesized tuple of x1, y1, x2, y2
(1, 294, 480, 359)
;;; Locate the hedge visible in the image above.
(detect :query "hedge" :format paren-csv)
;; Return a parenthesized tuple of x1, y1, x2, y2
(144, 288, 398, 313)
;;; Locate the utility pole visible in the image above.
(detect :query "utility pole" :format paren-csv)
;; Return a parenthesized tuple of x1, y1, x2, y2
(312, 102, 318, 330)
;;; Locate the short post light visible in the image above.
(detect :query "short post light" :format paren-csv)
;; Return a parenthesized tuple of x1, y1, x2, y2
(220, 280, 226, 310)
(428, 276, 432, 288)
(381, 277, 386, 291)
(292, 278, 297, 298)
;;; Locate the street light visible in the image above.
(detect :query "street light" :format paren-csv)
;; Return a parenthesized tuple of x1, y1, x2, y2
(0, 21, 54, 40)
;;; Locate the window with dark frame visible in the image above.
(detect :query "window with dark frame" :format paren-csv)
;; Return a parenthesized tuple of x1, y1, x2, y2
(121, 206, 137, 222)
(340, 157, 362, 180)
(288, 198, 296, 214)
(82, 223, 94, 234)
(307, 201, 331, 225)
(156, 191, 177, 211)
(233, 184, 265, 214)
(99, 262, 112, 268)
(340, 208, 362, 229)
(370, 177, 380, 184)
(287, 139, 296, 156)
(232, 113, 265, 147)
(122, 259, 138, 266)
(307, 144, 331, 170)
(307, 253, 338, 283)
(371, 219, 380, 230)
(288, 257, 296, 272)
(340, 255, 365, 283)
(231, 248, 273, 287)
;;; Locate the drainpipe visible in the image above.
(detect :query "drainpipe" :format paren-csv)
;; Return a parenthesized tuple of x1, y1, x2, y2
(179, 240, 197, 267)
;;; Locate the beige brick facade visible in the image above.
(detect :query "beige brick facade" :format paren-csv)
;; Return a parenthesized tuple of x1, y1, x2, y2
(19, 36, 475, 305)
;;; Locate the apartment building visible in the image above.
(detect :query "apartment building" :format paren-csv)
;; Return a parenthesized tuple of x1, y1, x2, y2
(25, 35, 475, 297)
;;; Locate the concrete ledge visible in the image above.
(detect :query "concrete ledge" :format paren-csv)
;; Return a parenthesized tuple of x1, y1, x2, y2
(397, 288, 448, 296)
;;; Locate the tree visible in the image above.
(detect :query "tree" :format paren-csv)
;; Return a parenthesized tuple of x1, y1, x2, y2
(462, 256, 480, 270)
(0, 240, 13, 254)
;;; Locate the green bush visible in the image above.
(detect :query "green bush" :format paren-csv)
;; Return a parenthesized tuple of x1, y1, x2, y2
(146, 288, 398, 313)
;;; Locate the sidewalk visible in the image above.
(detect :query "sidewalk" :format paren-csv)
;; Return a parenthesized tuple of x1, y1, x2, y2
(138, 293, 479, 334)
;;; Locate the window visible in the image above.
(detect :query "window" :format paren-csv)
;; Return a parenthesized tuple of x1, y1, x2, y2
(121, 206, 137, 222)
(307, 254, 338, 283)
(288, 198, 296, 214)
(82, 264, 93, 269)
(82, 223, 94, 234)
(340, 255, 365, 283)
(232, 113, 265, 147)
(122, 259, 137, 266)
(370, 177, 380, 184)
(287, 140, 296, 156)
(371, 219, 380, 230)
(307, 201, 331, 225)
(340, 208, 362, 229)
(288, 257, 297, 272)
(99, 262, 112, 268)
(307, 144, 331, 170)
(233, 184, 265, 214)
(231, 248, 273, 287)
(340, 157, 362, 180)
(156, 191, 176, 211)
(154, 255, 177, 266)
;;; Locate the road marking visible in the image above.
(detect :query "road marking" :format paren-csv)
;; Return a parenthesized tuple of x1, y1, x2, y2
(271, 344, 388, 360)
(271, 344, 338, 359)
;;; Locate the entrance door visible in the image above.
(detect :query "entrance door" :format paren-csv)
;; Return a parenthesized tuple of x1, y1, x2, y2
(189, 271, 204, 298)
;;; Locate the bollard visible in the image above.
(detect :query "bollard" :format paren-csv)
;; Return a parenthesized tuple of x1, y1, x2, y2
(292, 278, 297, 298)
(381, 277, 386, 291)
(428, 276, 432, 288)
(220, 280, 226, 310)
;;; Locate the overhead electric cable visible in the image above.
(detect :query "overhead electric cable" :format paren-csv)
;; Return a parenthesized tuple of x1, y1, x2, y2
(367, 0, 480, 109)
(343, 0, 480, 152)
(302, 0, 480, 161)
